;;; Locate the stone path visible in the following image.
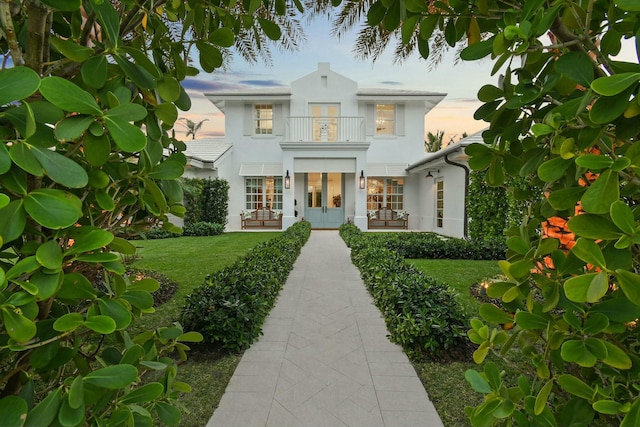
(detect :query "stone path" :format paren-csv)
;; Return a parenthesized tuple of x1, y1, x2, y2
(206, 230, 444, 427)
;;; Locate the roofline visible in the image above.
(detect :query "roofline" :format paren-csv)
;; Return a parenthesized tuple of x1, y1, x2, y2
(406, 129, 488, 172)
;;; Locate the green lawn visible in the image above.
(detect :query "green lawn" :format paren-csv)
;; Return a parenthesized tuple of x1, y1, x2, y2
(130, 232, 280, 426)
(407, 258, 503, 427)
(132, 234, 502, 427)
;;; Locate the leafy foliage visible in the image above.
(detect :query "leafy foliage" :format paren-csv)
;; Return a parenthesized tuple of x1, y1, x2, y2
(339, 224, 469, 360)
(182, 222, 311, 352)
(183, 177, 229, 228)
(183, 222, 225, 237)
(352, 0, 640, 424)
(467, 170, 509, 241)
(0, 0, 299, 423)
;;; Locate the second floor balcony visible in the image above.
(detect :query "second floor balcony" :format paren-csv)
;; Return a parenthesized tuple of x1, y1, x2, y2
(286, 116, 365, 142)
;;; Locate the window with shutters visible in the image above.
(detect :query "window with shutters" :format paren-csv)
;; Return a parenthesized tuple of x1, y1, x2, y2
(375, 104, 395, 135)
(255, 104, 273, 135)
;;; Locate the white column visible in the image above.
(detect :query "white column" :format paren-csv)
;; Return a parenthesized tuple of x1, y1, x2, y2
(282, 154, 296, 229)
(354, 155, 368, 230)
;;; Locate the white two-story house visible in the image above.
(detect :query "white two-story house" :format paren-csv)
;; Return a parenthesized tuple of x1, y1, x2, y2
(183, 62, 472, 236)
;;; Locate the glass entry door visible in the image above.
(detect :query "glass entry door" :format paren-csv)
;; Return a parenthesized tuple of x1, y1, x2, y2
(310, 104, 339, 142)
(305, 173, 344, 228)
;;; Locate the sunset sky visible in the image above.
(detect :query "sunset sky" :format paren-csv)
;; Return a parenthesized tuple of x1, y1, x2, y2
(175, 17, 636, 145)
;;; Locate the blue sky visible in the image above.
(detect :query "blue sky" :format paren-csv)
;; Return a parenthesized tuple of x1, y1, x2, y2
(177, 18, 500, 143)
(177, 18, 637, 144)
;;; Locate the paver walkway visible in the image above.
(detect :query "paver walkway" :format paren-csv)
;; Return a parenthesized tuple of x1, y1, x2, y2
(207, 230, 444, 427)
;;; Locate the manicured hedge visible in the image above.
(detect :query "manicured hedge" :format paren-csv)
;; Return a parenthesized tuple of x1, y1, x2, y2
(181, 221, 311, 351)
(369, 231, 506, 260)
(182, 221, 225, 236)
(340, 224, 469, 359)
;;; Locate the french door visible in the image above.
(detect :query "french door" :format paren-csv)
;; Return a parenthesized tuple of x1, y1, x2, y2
(305, 173, 344, 228)
(310, 104, 339, 142)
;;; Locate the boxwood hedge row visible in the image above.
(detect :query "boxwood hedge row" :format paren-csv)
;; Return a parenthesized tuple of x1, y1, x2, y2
(181, 221, 311, 352)
(339, 224, 469, 359)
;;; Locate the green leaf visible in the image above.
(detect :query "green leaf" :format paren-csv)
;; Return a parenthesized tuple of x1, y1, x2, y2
(460, 37, 494, 60)
(575, 154, 614, 170)
(97, 298, 132, 330)
(105, 116, 147, 152)
(58, 273, 97, 303)
(593, 400, 622, 415)
(55, 115, 94, 141)
(0, 67, 40, 106)
(82, 55, 108, 89)
(571, 238, 607, 269)
(36, 240, 63, 270)
(108, 237, 136, 255)
(535, 380, 553, 415)
(621, 398, 640, 427)
(515, 312, 549, 329)
(477, 85, 503, 102)
(83, 133, 111, 166)
(39, 0, 80, 11)
(25, 387, 61, 427)
(561, 340, 597, 367)
(155, 401, 182, 426)
(568, 214, 622, 239)
(113, 54, 156, 89)
(616, 0, 640, 10)
(602, 340, 632, 369)
(565, 271, 608, 303)
(68, 376, 84, 409)
(557, 374, 594, 400)
(0, 193, 9, 209)
(30, 145, 89, 188)
(0, 200, 27, 243)
(86, 0, 119, 47)
(591, 72, 640, 96)
(465, 369, 492, 393)
(610, 201, 636, 235)
(581, 169, 619, 214)
(50, 36, 92, 62)
(66, 227, 114, 254)
(555, 51, 594, 86)
(2, 307, 37, 342)
(156, 76, 181, 103)
(84, 364, 137, 389)
(479, 303, 513, 324)
(40, 77, 102, 115)
(104, 103, 148, 122)
(154, 103, 178, 126)
(178, 331, 203, 342)
(10, 142, 43, 176)
(24, 189, 82, 229)
(0, 396, 28, 427)
(196, 43, 223, 73)
(590, 87, 635, 124)
(120, 383, 164, 404)
(149, 161, 184, 180)
(84, 315, 117, 334)
(547, 187, 585, 211)
(53, 313, 84, 332)
(96, 189, 115, 211)
(58, 394, 84, 427)
(0, 143, 11, 174)
(209, 27, 235, 47)
(615, 269, 640, 306)
(538, 157, 571, 182)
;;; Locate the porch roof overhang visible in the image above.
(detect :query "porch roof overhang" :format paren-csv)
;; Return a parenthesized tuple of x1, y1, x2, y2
(239, 162, 283, 176)
(182, 139, 232, 170)
(367, 163, 408, 176)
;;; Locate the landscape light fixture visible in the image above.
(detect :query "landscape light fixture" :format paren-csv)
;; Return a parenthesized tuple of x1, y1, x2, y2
(359, 170, 365, 189)
(284, 170, 290, 189)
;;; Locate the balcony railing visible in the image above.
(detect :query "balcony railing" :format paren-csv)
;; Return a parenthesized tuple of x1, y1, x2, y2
(286, 116, 365, 142)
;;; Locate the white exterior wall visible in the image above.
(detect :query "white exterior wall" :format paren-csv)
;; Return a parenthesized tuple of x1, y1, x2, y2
(200, 63, 448, 232)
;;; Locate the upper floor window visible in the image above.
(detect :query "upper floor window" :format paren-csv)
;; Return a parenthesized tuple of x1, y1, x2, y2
(376, 104, 395, 135)
(255, 104, 273, 135)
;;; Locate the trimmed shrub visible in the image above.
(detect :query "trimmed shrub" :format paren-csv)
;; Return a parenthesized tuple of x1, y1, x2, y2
(181, 222, 311, 352)
(340, 224, 469, 360)
(182, 222, 225, 236)
(143, 227, 181, 239)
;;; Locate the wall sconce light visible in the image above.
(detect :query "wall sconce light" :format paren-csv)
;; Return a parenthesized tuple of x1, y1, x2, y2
(425, 171, 433, 178)
(284, 170, 290, 189)
(359, 170, 365, 189)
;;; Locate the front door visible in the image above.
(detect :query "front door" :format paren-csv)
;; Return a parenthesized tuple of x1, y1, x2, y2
(305, 173, 344, 228)
(310, 104, 339, 142)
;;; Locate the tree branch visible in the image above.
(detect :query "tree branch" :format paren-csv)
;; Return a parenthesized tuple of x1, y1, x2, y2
(0, 0, 22, 65)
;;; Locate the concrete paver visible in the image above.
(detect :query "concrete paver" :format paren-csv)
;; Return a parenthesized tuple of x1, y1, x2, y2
(206, 230, 444, 427)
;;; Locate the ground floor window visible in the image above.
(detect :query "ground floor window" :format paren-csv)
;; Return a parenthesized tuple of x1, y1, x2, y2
(366, 177, 404, 210)
(245, 177, 283, 210)
(436, 179, 444, 228)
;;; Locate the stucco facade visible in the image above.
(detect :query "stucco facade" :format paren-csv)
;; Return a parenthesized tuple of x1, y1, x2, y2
(182, 63, 476, 238)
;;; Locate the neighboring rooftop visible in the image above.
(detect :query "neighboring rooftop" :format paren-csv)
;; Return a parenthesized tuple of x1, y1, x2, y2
(183, 138, 232, 169)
